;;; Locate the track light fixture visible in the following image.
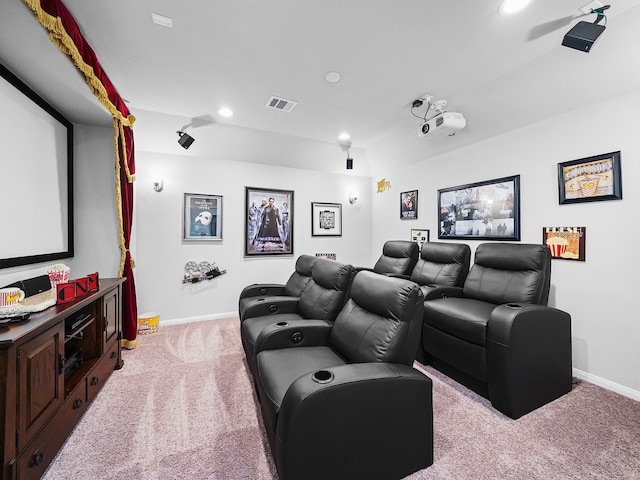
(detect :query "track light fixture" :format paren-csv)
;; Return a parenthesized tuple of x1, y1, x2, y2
(177, 130, 195, 149)
(562, 5, 610, 52)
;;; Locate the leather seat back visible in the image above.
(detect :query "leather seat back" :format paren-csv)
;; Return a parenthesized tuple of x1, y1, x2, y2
(463, 243, 551, 305)
(373, 240, 419, 276)
(330, 271, 423, 365)
(298, 258, 354, 320)
(283, 255, 317, 297)
(410, 242, 470, 287)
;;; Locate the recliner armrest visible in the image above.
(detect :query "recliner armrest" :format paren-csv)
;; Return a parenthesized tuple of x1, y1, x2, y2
(275, 363, 433, 479)
(254, 319, 333, 354)
(421, 285, 464, 301)
(240, 297, 301, 321)
(486, 303, 572, 419)
(239, 283, 287, 300)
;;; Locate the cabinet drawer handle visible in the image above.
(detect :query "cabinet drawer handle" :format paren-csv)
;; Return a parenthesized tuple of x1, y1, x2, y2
(91, 376, 99, 386)
(73, 398, 83, 409)
(32, 450, 44, 466)
(111, 351, 117, 359)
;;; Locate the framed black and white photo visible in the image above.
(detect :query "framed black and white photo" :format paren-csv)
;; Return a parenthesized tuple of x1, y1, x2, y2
(183, 193, 222, 241)
(311, 202, 342, 236)
(558, 151, 622, 204)
(438, 175, 520, 240)
(245, 187, 294, 256)
(401, 190, 418, 219)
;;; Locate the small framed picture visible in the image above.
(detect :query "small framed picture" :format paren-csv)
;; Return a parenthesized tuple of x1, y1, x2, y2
(401, 190, 418, 219)
(411, 229, 430, 249)
(183, 193, 222, 241)
(311, 202, 342, 236)
(543, 227, 586, 261)
(558, 151, 622, 204)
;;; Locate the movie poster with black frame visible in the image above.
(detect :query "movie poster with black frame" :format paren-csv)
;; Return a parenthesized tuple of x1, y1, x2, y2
(401, 190, 418, 219)
(245, 187, 294, 256)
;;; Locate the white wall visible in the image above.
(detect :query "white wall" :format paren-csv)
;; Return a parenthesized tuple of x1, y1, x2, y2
(0, 124, 120, 287)
(367, 89, 640, 398)
(133, 150, 372, 321)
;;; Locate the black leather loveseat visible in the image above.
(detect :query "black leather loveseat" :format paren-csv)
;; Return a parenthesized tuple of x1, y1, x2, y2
(251, 270, 434, 479)
(420, 243, 572, 419)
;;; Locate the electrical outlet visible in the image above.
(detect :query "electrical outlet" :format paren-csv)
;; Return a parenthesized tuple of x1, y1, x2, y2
(579, 0, 603, 14)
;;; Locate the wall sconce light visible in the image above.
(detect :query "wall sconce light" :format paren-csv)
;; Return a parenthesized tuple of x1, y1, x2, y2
(349, 192, 359, 204)
(177, 130, 195, 149)
(152, 179, 164, 192)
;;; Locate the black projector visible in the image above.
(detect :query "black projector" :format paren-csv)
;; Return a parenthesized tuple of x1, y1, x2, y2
(562, 21, 606, 52)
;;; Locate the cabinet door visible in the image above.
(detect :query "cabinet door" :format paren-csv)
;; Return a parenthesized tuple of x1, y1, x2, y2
(103, 288, 120, 344)
(17, 324, 64, 452)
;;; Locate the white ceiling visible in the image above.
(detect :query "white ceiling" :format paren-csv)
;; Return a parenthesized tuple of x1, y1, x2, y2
(2, 0, 640, 167)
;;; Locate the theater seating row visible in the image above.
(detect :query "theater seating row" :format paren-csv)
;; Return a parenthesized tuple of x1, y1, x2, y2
(238, 241, 572, 479)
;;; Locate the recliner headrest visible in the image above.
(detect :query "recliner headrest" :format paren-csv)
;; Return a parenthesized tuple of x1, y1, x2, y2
(420, 242, 470, 264)
(311, 258, 353, 291)
(474, 243, 549, 271)
(295, 255, 317, 276)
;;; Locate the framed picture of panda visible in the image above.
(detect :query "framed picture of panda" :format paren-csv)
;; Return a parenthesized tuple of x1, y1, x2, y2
(183, 193, 223, 241)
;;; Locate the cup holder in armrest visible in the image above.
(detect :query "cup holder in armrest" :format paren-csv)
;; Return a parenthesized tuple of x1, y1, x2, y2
(269, 304, 278, 313)
(312, 370, 334, 384)
(276, 321, 288, 327)
(260, 288, 268, 295)
(505, 303, 522, 309)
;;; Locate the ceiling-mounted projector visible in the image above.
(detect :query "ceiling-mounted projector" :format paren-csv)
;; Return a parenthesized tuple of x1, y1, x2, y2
(418, 112, 466, 137)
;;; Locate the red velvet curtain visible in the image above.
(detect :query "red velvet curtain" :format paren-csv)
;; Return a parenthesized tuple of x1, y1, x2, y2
(23, 0, 139, 348)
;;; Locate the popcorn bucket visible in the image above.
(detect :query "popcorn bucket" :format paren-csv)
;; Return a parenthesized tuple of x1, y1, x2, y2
(546, 237, 568, 258)
(138, 312, 160, 335)
(578, 176, 599, 197)
(48, 264, 71, 289)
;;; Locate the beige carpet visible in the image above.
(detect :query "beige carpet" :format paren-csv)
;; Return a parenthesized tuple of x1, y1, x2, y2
(42, 317, 640, 479)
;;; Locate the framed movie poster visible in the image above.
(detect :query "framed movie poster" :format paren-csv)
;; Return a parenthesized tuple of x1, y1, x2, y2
(245, 187, 294, 256)
(438, 175, 520, 240)
(543, 227, 586, 261)
(311, 202, 342, 236)
(183, 193, 222, 241)
(401, 190, 418, 219)
(558, 151, 622, 204)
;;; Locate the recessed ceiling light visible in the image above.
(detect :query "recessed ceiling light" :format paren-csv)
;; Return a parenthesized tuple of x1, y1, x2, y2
(218, 107, 234, 118)
(338, 132, 350, 141)
(151, 12, 173, 28)
(325, 72, 341, 83)
(498, 0, 532, 15)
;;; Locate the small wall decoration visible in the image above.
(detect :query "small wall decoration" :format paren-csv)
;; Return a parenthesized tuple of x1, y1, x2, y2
(558, 151, 622, 204)
(438, 175, 520, 240)
(183, 193, 223, 241)
(245, 187, 293, 256)
(377, 178, 391, 193)
(411, 229, 430, 249)
(182, 260, 227, 283)
(311, 202, 342, 236)
(543, 227, 586, 261)
(315, 253, 337, 260)
(401, 190, 418, 220)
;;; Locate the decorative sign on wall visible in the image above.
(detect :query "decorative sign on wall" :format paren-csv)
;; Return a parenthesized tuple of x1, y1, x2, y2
(543, 227, 586, 261)
(315, 253, 337, 260)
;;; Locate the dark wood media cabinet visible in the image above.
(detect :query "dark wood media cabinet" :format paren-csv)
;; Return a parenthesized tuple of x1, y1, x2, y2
(0, 278, 125, 480)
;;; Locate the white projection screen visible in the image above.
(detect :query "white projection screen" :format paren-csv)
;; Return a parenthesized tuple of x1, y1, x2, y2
(0, 63, 73, 269)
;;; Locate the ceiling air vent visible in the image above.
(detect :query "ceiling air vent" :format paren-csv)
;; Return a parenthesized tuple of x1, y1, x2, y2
(266, 96, 298, 112)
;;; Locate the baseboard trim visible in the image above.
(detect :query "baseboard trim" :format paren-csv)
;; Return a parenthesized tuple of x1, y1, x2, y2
(160, 312, 237, 327)
(573, 368, 640, 402)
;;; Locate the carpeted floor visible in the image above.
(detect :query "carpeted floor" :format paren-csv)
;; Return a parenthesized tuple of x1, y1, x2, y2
(42, 317, 640, 480)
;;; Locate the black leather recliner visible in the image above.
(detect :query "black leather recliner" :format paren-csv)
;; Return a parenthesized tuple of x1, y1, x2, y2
(372, 240, 420, 276)
(420, 243, 572, 419)
(240, 257, 354, 375)
(252, 270, 433, 480)
(238, 254, 317, 321)
(408, 242, 471, 299)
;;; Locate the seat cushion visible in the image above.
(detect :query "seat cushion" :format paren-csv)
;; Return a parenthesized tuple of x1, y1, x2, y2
(423, 297, 496, 346)
(255, 346, 347, 438)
